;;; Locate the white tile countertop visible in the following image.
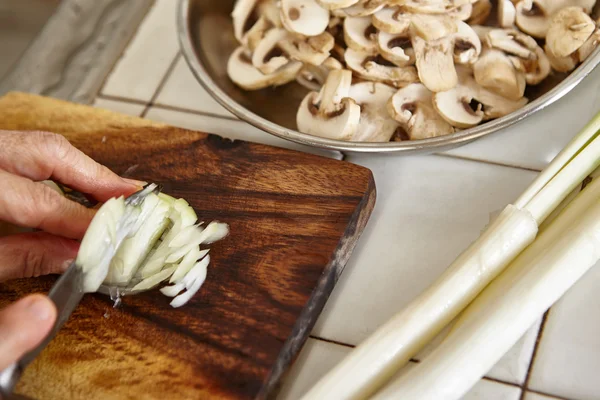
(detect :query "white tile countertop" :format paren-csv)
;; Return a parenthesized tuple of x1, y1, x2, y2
(92, 1, 600, 399)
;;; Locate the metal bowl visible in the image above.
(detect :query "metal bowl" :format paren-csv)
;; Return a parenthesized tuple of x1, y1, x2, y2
(177, 0, 600, 154)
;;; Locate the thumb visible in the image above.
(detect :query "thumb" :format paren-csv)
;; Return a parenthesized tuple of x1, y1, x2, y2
(0, 295, 56, 370)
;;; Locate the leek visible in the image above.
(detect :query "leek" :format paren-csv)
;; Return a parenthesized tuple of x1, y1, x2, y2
(302, 112, 600, 400)
(374, 176, 600, 400)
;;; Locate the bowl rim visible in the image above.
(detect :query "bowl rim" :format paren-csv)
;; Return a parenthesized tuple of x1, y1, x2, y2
(176, 0, 600, 154)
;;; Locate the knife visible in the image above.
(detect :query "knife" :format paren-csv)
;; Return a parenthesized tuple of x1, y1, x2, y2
(0, 183, 161, 400)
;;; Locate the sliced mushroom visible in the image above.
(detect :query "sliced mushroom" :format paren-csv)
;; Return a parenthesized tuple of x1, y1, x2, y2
(410, 14, 458, 41)
(228, 47, 303, 90)
(449, 3, 474, 21)
(281, 0, 330, 37)
(467, 0, 492, 25)
(296, 56, 343, 90)
(337, 0, 386, 17)
(498, 0, 517, 28)
(245, 16, 273, 51)
(387, 83, 455, 139)
(433, 67, 528, 128)
(486, 28, 537, 59)
(472, 25, 494, 42)
(279, 31, 335, 65)
(509, 46, 551, 84)
(577, 28, 600, 61)
(372, 7, 412, 35)
(259, 0, 284, 28)
(546, 6, 595, 57)
(344, 16, 379, 54)
(377, 31, 416, 66)
(412, 35, 458, 92)
(252, 28, 291, 74)
(473, 48, 526, 100)
(400, 0, 451, 14)
(232, 0, 259, 43)
(345, 47, 419, 86)
(514, 0, 595, 39)
(317, 0, 361, 9)
(545, 43, 579, 71)
(454, 21, 482, 64)
(297, 69, 361, 140)
(348, 82, 400, 141)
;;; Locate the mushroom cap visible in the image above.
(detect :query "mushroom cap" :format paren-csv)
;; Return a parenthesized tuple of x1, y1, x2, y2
(259, 0, 283, 28)
(345, 47, 419, 86)
(317, 0, 361, 10)
(450, 3, 474, 21)
(372, 7, 412, 35)
(412, 35, 458, 92)
(410, 14, 458, 41)
(377, 31, 415, 66)
(486, 29, 537, 59)
(280, 0, 330, 37)
(232, 0, 259, 43)
(510, 46, 551, 84)
(348, 82, 400, 142)
(546, 6, 595, 57)
(454, 21, 482, 64)
(498, 0, 517, 28)
(245, 16, 273, 52)
(515, 0, 551, 38)
(387, 83, 455, 140)
(344, 16, 379, 54)
(279, 31, 335, 65)
(228, 46, 303, 90)
(400, 0, 451, 14)
(473, 48, 526, 100)
(467, 0, 492, 25)
(297, 69, 361, 140)
(337, 0, 385, 17)
(252, 28, 291, 74)
(545, 43, 579, 71)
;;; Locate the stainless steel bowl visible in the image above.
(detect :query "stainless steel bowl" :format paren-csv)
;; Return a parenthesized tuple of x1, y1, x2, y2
(177, 0, 600, 154)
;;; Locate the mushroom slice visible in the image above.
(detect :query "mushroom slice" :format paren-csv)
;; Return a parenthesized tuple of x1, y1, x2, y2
(259, 0, 283, 27)
(509, 46, 551, 84)
(228, 47, 303, 90)
(372, 7, 412, 35)
(345, 48, 419, 86)
(498, 0, 517, 28)
(400, 0, 451, 14)
(433, 68, 527, 127)
(449, 3, 474, 21)
(338, 0, 386, 16)
(297, 69, 361, 140)
(232, 0, 259, 43)
(344, 16, 379, 54)
(387, 83, 455, 140)
(317, 0, 361, 9)
(467, 0, 492, 25)
(245, 16, 273, 51)
(252, 28, 291, 74)
(515, 0, 552, 39)
(545, 44, 579, 71)
(578, 28, 600, 61)
(281, 0, 330, 37)
(410, 14, 457, 41)
(377, 31, 416, 66)
(472, 25, 494, 42)
(474, 48, 526, 100)
(412, 35, 458, 92)
(279, 31, 335, 65)
(486, 29, 537, 59)
(349, 82, 399, 142)
(546, 7, 595, 58)
(454, 21, 482, 64)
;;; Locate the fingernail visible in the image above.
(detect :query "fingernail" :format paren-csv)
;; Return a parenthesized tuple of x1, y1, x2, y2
(122, 178, 147, 187)
(26, 297, 54, 321)
(62, 259, 75, 272)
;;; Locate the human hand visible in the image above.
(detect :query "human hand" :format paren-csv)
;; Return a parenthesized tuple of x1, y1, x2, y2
(0, 130, 141, 371)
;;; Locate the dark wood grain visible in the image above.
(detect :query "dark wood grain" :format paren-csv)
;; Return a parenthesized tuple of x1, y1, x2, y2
(0, 92, 376, 400)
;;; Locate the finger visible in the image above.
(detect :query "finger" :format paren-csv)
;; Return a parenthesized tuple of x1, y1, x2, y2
(0, 294, 56, 371)
(0, 169, 95, 238)
(0, 232, 78, 282)
(0, 130, 143, 201)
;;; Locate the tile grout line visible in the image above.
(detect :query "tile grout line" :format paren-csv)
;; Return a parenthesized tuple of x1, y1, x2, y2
(518, 310, 551, 400)
(435, 152, 543, 173)
(96, 94, 148, 106)
(140, 52, 182, 118)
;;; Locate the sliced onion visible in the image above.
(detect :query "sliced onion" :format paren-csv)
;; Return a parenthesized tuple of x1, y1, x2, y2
(160, 283, 185, 297)
(170, 248, 209, 283)
(169, 224, 204, 248)
(130, 266, 177, 292)
(170, 275, 206, 308)
(182, 255, 210, 288)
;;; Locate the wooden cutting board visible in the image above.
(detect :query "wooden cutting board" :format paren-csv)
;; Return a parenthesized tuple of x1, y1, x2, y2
(0, 92, 376, 400)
